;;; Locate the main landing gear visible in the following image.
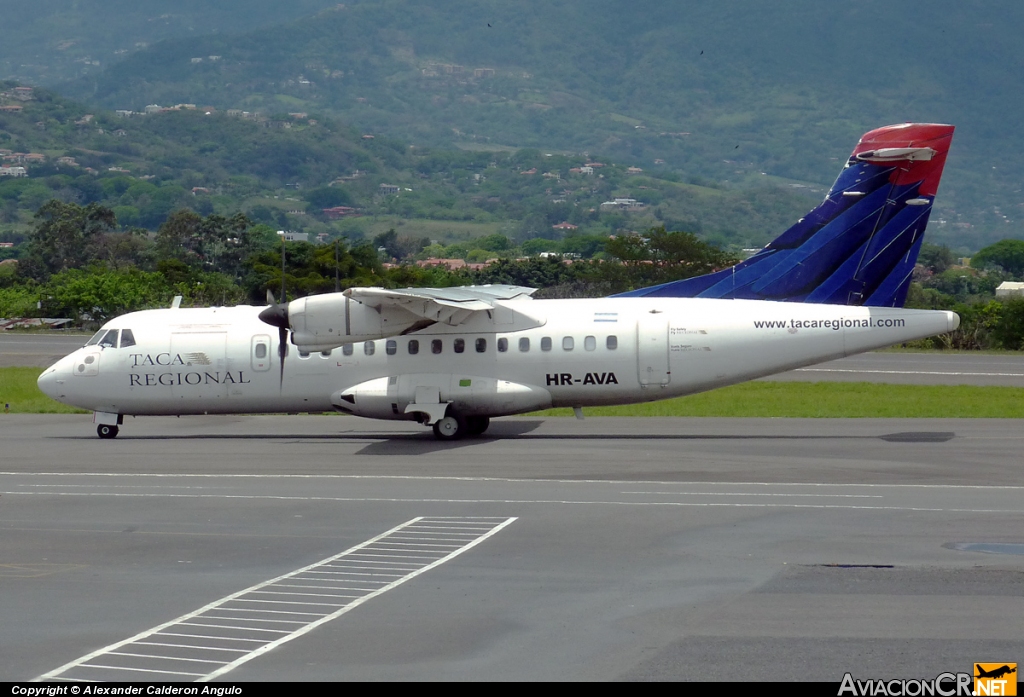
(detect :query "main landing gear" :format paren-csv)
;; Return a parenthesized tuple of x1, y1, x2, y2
(431, 413, 490, 441)
(97, 424, 119, 439)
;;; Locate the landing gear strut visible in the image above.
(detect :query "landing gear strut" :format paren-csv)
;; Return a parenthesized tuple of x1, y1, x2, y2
(97, 424, 119, 439)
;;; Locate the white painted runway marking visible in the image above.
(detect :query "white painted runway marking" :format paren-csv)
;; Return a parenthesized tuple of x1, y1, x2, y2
(35, 516, 516, 683)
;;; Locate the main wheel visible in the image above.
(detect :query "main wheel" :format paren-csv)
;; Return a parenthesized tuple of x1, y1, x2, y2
(97, 424, 119, 439)
(432, 414, 465, 440)
(464, 416, 490, 436)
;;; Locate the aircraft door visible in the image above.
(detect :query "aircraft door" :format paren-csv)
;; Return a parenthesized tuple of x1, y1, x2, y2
(636, 314, 670, 387)
(170, 332, 228, 400)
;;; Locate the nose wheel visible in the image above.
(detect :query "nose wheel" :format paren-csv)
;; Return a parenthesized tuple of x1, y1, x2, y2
(97, 424, 119, 439)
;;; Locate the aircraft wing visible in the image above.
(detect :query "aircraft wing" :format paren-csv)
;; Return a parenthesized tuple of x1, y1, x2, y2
(343, 285, 537, 326)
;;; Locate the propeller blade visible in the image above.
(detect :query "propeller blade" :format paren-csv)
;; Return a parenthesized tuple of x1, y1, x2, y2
(266, 289, 276, 306)
(278, 326, 288, 389)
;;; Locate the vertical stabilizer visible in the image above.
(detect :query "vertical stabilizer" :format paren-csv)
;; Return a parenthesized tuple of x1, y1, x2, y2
(616, 123, 955, 307)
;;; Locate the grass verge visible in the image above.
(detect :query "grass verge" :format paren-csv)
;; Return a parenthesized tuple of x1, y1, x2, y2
(1, 367, 89, 414)
(532, 382, 1024, 418)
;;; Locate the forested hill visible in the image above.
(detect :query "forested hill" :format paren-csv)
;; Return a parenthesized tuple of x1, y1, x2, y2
(0, 0, 340, 86)
(54, 0, 1024, 250)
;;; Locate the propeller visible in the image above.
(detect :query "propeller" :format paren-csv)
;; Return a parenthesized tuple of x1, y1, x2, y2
(257, 236, 290, 389)
(259, 291, 290, 389)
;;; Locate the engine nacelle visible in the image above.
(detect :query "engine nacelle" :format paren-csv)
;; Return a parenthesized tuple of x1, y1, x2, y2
(331, 374, 552, 423)
(287, 294, 426, 350)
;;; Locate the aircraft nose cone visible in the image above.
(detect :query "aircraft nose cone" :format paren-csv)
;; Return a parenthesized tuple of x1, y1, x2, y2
(37, 366, 59, 399)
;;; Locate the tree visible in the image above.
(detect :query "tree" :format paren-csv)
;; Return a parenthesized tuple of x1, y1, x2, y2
(918, 243, 955, 275)
(971, 239, 1024, 278)
(20, 201, 118, 281)
(602, 227, 739, 291)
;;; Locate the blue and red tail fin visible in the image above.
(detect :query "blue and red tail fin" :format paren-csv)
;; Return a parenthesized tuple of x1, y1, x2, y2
(615, 123, 955, 307)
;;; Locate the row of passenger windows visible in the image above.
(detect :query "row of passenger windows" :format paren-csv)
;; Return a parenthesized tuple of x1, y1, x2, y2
(314, 335, 619, 358)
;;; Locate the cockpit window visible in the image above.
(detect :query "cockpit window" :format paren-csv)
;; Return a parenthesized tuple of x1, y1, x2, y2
(98, 329, 118, 348)
(85, 330, 106, 346)
(120, 329, 136, 348)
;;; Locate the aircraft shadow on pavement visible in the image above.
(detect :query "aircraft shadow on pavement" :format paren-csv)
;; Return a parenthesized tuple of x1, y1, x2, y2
(60, 424, 955, 454)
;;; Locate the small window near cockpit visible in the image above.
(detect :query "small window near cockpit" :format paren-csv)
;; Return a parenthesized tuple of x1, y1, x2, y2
(255, 343, 268, 359)
(606, 335, 618, 350)
(120, 329, 136, 348)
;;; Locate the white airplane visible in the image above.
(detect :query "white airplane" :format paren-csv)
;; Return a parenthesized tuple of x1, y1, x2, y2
(37, 123, 960, 440)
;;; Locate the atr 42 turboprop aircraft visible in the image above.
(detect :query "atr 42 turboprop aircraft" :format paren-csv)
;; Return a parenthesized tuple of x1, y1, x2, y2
(38, 123, 960, 440)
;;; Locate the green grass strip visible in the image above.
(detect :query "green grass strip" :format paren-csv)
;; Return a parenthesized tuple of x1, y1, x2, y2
(533, 382, 1024, 418)
(1, 367, 89, 414)
(4, 367, 1024, 417)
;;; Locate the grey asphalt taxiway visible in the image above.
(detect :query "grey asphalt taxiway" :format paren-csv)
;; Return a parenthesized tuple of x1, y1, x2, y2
(2, 415, 1023, 681)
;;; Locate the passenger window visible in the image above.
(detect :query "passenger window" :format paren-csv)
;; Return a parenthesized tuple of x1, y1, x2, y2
(321, 350, 331, 357)
(431, 339, 442, 354)
(454, 338, 465, 354)
(607, 335, 618, 350)
(562, 336, 574, 351)
(584, 335, 596, 351)
(255, 343, 268, 359)
(408, 339, 419, 355)
(497, 338, 508, 353)
(299, 350, 310, 358)
(541, 337, 552, 351)
(386, 339, 397, 355)
(475, 338, 487, 353)
(120, 329, 137, 348)
(364, 341, 375, 356)
(99, 329, 118, 348)
(342, 343, 353, 356)
(519, 337, 530, 352)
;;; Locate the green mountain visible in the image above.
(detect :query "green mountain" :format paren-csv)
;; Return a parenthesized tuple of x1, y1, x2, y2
(0, 1, 340, 85)
(0, 86, 818, 252)
(52, 0, 1024, 251)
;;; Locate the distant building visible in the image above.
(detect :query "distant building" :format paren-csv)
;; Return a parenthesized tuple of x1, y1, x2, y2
(600, 198, 644, 210)
(0, 105, 23, 113)
(996, 282, 1024, 298)
(278, 231, 308, 242)
(552, 222, 578, 231)
(144, 104, 162, 114)
(379, 184, 400, 195)
(322, 206, 359, 220)
(627, 167, 643, 174)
